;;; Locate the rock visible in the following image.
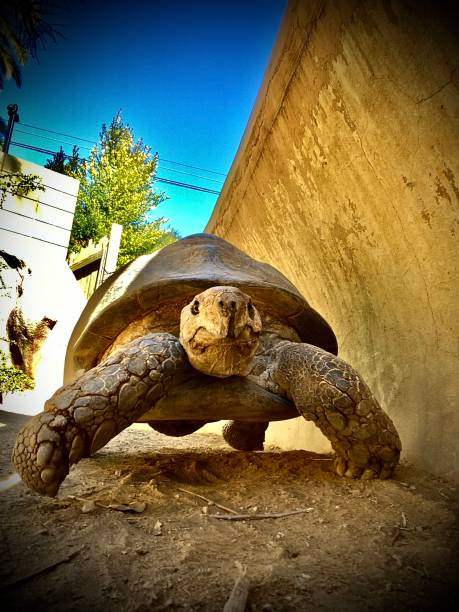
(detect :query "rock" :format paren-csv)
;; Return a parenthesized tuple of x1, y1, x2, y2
(153, 520, 162, 535)
(108, 501, 147, 513)
(81, 500, 97, 513)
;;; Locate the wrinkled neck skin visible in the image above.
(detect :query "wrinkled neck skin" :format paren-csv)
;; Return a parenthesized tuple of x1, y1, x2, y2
(247, 329, 295, 397)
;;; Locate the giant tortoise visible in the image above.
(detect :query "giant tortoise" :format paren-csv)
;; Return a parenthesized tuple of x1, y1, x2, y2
(12, 233, 401, 496)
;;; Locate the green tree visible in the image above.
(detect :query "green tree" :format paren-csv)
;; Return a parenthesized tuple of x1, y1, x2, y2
(0, 0, 61, 136)
(44, 145, 85, 181)
(47, 113, 178, 267)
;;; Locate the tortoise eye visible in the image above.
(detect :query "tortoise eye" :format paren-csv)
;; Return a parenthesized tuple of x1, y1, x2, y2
(191, 300, 200, 315)
(247, 302, 255, 319)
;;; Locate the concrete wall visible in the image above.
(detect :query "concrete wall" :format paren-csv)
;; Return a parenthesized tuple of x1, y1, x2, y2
(206, 0, 459, 479)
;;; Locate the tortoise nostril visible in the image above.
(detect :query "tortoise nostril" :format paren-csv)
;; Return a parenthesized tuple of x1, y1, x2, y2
(218, 300, 224, 310)
(230, 301, 236, 310)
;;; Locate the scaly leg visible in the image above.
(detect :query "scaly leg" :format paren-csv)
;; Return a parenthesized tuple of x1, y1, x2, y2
(255, 341, 401, 479)
(12, 333, 190, 496)
(222, 420, 269, 451)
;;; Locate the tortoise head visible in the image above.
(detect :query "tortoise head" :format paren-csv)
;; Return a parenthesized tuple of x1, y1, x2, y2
(180, 286, 262, 377)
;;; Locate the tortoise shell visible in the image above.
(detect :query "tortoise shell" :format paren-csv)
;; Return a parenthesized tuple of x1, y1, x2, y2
(65, 233, 337, 382)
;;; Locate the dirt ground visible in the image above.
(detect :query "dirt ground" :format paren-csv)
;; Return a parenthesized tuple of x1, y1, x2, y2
(0, 410, 458, 611)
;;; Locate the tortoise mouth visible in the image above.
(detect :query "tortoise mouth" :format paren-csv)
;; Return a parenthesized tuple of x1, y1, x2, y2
(189, 326, 258, 353)
(184, 326, 260, 377)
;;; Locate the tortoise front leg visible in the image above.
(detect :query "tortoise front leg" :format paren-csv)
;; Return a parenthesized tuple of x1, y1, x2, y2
(256, 342, 401, 479)
(12, 333, 189, 496)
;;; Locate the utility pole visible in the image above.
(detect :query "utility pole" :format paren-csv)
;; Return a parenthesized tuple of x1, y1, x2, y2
(3, 104, 20, 154)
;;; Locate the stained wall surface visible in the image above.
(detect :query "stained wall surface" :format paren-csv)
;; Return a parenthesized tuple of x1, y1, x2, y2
(206, 0, 459, 479)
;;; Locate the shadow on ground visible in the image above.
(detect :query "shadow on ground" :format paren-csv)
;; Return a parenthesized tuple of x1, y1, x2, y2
(1, 411, 458, 611)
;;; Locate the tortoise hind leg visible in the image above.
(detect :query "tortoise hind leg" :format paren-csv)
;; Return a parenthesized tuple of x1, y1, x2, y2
(148, 420, 211, 437)
(149, 418, 269, 449)
(12, 333, 189, 496)
(222, 420, 269, 451)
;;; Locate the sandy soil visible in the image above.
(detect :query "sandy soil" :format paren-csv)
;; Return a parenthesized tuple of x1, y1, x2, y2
(1, 410, 458, 611)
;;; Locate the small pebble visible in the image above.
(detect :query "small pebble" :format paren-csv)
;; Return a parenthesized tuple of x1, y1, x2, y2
(153, 520, 162, 536)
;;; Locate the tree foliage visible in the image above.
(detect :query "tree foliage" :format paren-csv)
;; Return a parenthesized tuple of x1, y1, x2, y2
(44, 145, 85, 181)
(0, 169, 45, 207)
(0, 0, 61, 136)
(46, 113, 179, 267)
(0, 349, 34, 396)
(0, 0, 60, 89)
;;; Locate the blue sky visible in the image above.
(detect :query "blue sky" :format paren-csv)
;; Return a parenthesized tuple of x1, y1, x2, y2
(2, 0, 286, 236)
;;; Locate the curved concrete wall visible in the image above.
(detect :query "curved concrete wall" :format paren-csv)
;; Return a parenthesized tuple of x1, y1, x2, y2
(206, 0, 459, 479)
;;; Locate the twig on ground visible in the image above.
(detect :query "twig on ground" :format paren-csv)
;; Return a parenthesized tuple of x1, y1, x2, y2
(0, 550, 80, 590)
(67, 495, 146, 514)
(223, 561, 249, 612)
(175, 487, 238, 515)
(209, 508, 313, 521)
(304, 457, 333, 461)
(407, 565, 424, 576)
(391, 528, 401, 545)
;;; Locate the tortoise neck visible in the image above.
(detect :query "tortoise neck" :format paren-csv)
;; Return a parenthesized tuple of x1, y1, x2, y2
(259, 310, 301, 346)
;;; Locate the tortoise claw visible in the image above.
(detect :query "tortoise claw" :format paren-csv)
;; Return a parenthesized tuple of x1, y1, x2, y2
(333, 455, 396, 480)
(12, 413, 71, 497)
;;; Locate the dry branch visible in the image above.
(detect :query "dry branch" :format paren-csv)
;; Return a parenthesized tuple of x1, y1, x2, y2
(209, 508, 313, 521)
(175, 487, 238, 514)
(223, 561, 249, 612)
(0, 550, 80, 590)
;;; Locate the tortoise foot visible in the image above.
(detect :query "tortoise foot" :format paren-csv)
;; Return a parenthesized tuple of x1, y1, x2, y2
(12, 412, 79, 496)
(334, 455, 396, 480)
(12, 333, 189, 496)
(264, 341, 402, 480)
(222, 420, 269, 451)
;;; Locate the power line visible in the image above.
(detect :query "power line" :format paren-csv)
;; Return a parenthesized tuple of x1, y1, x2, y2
(159, 158, 226, 177)
(10, 141, 222, 196)
(11, 141, 60, 156)
(9, 136, 222, 184)
(18, 121, 227, 177)
(20, 122, 96, 145)
(15, 128, 93, 151)
(156, 177, 221, 195)
(159, 164, 223, 184)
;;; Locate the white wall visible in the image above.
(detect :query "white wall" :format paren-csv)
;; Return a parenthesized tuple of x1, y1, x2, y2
(0, 153, 86, 415)
(0, 152, 80, 260)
